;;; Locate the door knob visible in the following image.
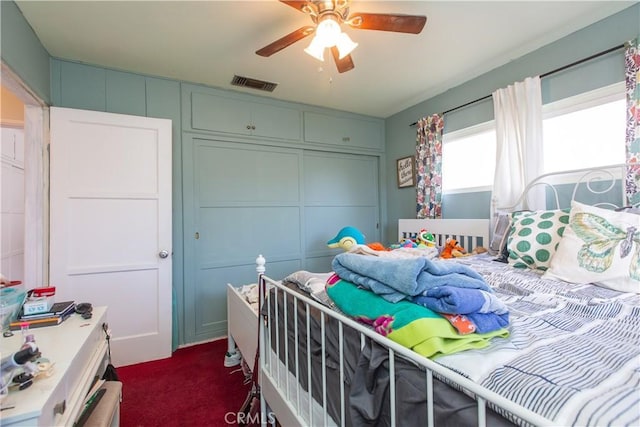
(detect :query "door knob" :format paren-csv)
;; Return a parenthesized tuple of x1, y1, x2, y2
(159, 250, 169, 259)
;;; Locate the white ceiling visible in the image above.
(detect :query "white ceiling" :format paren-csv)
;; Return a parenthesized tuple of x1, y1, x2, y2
(15, 0, 636, 118)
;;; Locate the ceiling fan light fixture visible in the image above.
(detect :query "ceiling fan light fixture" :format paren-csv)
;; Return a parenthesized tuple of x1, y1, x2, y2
(304, 37, 326, 61)
(336, 32, 358, 59)
(305, 16, 357, 62)
(257, 1, 427, 73)
(315, 17, 341, 47)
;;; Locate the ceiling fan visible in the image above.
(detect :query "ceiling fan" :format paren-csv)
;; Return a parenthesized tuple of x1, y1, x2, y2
(256, 0, 427, 73)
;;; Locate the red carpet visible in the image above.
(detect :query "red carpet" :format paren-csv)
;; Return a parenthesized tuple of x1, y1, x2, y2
(118, 338, 251, 426)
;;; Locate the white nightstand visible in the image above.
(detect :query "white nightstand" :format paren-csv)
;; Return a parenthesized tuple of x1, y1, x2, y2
(0, 306, 111, 426)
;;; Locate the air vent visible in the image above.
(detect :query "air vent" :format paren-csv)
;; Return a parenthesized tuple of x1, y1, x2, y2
(231, 75, 278, 92)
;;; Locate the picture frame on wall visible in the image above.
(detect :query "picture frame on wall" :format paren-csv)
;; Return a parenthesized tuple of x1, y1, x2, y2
(397, 155, 416, 188)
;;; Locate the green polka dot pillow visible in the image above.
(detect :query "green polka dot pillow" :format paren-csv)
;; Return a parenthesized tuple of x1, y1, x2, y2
(507, 209, 570, 271)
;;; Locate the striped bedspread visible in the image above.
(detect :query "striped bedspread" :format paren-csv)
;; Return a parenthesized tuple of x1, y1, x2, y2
(437, 255, 640, 426)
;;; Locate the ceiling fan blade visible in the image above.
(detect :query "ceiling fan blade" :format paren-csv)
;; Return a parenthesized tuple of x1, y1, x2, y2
(256, 26, 315, 57)
(330, 47, 355, 74)
(279, 1, 308, 13)
(348, 13, 427, 34)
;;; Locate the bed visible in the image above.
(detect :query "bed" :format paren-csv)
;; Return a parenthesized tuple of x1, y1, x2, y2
(227, 163, 640, 427)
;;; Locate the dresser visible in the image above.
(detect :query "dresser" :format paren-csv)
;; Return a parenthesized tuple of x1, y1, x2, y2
(0, 306, 110, 426)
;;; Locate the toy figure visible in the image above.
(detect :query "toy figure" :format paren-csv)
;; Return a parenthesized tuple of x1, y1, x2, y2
(417, 229, 436, 247)
(440, 238, 467, 259)
(327, 226, 366, 251)
(327, 227, 388, 251)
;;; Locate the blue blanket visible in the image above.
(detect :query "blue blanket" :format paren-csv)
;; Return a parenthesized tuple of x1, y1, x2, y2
(332, 253, 492, 303)
(412, 286, 510, 334)
(411, 286, 508, 314)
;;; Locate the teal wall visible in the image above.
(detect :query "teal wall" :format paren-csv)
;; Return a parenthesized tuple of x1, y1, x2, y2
(0, 1, 50, 103)
(49, 60, 185, 348)
(384, 3, 640, 244)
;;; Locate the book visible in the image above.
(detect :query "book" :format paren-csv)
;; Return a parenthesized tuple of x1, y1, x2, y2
(10, 309, 73, 330)
(18, 301, 75, 320)
(83, 379, 106, 406)
(75, 387, 106, 427)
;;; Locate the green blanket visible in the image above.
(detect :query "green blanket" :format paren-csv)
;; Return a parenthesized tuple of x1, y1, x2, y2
(326, 274, 509, 359)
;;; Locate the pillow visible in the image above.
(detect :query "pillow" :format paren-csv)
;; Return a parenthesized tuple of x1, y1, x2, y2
(494, 222, 512, 263)
(507, 208, 570, 271)
(282, 270, 333, 294)
(489, 212, 511, 256)
(544, 201, 640, 293)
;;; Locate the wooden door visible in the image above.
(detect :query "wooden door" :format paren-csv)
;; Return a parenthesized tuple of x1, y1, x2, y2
(49, 107, 172, 366)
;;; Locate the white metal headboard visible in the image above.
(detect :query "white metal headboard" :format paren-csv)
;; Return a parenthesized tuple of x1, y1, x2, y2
(399, 164, 634, 252)
(501, 163, 633, 211)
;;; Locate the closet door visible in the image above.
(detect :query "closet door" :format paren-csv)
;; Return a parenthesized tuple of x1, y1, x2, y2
(182, 138, 381, 344)
(182, 138, 303, 343)
(303, 151, 380, 272)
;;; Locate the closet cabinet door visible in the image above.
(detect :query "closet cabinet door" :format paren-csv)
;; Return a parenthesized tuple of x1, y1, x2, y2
(191, 92, 252, 136)
(304, 111, 384, 151)
(187, 87, 301, 141)
(250, 102, 301, 141)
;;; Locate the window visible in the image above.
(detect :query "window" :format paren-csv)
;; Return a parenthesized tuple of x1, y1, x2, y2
(542, 83, 626, 173)
(442, 82, 626, 193)
(442, 122, 495, 193)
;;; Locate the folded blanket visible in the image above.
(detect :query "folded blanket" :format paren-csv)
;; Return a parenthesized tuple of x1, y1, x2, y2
(326, 274, 509, 358)
(411, 286, 509, 334)
(332, 252, 491, 303)
(349, 244, 439, 260)
(412, 286, 508, 315)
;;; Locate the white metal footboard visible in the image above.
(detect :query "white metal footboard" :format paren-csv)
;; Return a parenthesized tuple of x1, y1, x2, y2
(256, 256, 553, 427)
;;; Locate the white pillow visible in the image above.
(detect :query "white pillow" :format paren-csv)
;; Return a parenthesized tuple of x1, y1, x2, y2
(544, 201, 640, 293)
(283, 270, 333, 294)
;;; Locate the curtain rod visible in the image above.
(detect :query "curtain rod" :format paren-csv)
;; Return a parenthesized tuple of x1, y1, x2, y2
(409, 43, 626, 127)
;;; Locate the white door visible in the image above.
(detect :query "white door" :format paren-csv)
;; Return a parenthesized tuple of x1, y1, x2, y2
(49, 107, 172, 367)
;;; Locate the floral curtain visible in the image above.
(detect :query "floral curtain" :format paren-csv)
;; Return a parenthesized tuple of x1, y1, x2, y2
(625, 38, 640, 205)
(415, 114, 444, 218)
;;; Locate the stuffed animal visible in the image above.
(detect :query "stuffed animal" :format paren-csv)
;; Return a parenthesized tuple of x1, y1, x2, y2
(327, 227, 389, 251)
(440, 238, 467, 259)
(389, 238, 417, 249)
(327, 226, 366, 251)
(416, 229, 436, 247)
(440, 239, 488, 258)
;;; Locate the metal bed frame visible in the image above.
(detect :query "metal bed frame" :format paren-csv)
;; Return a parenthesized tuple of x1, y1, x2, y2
(256, 256, 553, 427)
(244, 163, 635, 426)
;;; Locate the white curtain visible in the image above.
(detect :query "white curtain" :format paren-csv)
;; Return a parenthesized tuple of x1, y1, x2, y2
(491, 76, 543, 215)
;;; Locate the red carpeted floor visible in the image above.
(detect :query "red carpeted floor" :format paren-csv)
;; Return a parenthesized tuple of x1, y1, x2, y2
(117, 338, 251, 426)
